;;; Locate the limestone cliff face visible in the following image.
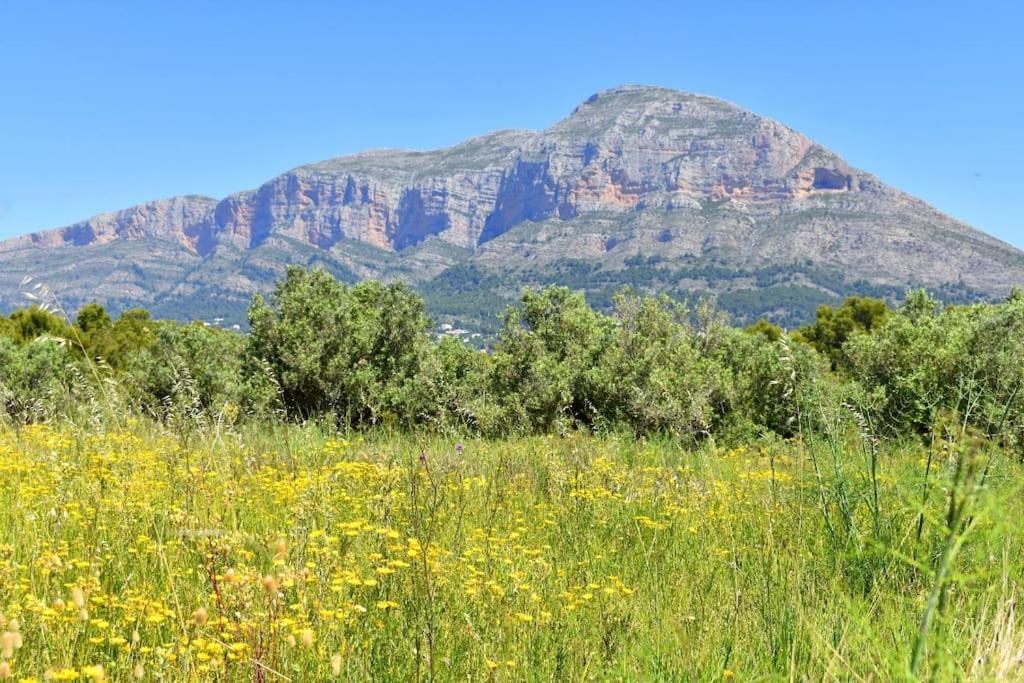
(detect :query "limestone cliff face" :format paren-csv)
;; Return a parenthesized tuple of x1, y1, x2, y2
(0, 196, 218, 252)
(2, 85, 1022, 323)
(194, 87, 889, 253)
(211, 163, 511, 253)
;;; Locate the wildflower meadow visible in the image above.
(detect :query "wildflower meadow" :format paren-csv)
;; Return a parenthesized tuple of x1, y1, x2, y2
(1, 421, 1022, 680)
(3, 269, 1024, 679)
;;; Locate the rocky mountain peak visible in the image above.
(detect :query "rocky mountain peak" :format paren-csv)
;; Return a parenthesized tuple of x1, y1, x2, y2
(563, 85, 747, 127)
(1, 86, 1021, 329)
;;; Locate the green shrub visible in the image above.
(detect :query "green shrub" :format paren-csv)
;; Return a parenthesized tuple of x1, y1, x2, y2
(800, 296, 889, 368)
(595, 293, 737, 439)
(125, 321, 247, 420)
(488, 287, 615, 433)
(0, 336, 80, 421)
(7, 305, 71, 344)
(413, 336, 493, 432)
(842, 289, 1024, 454)
(247, 266, 431, 427)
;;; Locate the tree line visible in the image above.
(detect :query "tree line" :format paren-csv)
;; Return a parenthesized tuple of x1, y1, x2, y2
(1, 266, 1022, 454)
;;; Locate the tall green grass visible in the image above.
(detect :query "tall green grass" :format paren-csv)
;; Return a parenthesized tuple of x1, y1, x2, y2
(0, 419, 1020, 680)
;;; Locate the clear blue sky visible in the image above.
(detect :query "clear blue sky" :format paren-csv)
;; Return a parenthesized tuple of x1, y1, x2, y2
(2, 1, 1022, 247)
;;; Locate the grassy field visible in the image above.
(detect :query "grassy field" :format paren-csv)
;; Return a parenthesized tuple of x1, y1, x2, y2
(0, 422, 1022, 681)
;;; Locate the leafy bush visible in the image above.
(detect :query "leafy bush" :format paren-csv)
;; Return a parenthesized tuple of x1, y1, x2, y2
(247, 266, 431, 427)
(0, 266, 1021, 452)
(963, 289, 1024, 452)
(799, 296, 889, 368)
(0, 336, 80, 421)
(485, 289, 768, 442)
(594, 293, 737, 439)
(80, 307, 158, 370)
(125, 321, 248, 420)
(6, 306, 71, 344)
(413, 336, 493, 432)
(736, 333, 826, 438)
(842, 289, 1024, 454)
(488, 287, 614, 434)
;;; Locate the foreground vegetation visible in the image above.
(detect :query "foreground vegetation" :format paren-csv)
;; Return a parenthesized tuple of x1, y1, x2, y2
(3, 268, 1024, 453)
(2, 268, 1024, 679)
(1, 422, 1022, 680)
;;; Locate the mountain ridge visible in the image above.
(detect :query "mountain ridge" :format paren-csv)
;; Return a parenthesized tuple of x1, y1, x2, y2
(2, 85, 1022, 331)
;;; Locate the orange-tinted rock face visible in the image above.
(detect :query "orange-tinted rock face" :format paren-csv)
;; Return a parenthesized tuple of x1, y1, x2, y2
(0, 197, 218, 254)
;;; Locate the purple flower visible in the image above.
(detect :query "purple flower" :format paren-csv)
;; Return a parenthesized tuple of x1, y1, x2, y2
(455, 443, 464, 456)
(419, 451, 428, 466)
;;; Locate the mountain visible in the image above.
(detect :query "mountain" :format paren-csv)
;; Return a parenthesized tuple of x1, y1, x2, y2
(2, 85, 1022, 332)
